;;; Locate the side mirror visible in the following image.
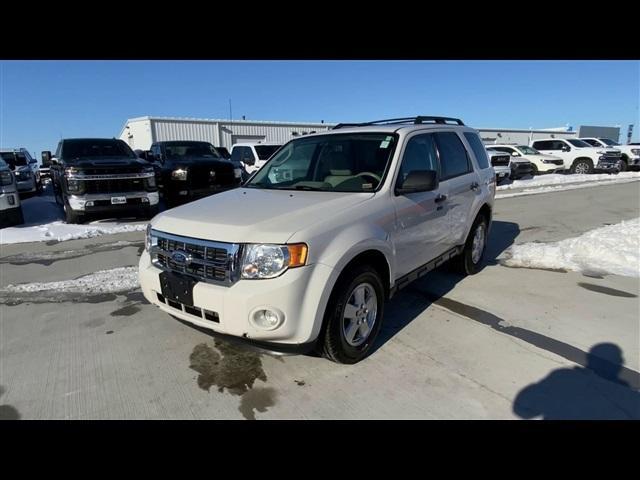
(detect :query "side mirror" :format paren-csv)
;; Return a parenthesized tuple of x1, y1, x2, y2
(41, 151, 52, 167)
(396, 170, 438, 195)
(243, 156, 255, 166)
(511, 152, 521, 157)
(562, 146, 571, 152)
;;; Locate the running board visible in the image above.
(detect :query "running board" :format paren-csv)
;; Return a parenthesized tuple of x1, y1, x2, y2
(389, 246, 462, 298)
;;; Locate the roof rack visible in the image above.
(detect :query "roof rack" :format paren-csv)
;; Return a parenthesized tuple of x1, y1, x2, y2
(332, 116, 465, 130)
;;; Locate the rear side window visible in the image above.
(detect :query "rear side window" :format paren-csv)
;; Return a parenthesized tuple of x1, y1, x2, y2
(230, 147, 242, 163)
(434, 132, 472, 180)
(532, 140, 551, 150)
(397, 134, 439, 184)
(463, 132, 490, 169)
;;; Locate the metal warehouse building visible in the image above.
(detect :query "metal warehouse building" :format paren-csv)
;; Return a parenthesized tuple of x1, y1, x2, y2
(119, 116, 332, 151)
(119, 116, 621, 151)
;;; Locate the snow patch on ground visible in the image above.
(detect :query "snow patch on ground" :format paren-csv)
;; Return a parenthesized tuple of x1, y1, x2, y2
(495, 172, 640, 199)
(0, 191, 147, 245)
(503, 218, 640, 278)
(3, 266, 140, 294)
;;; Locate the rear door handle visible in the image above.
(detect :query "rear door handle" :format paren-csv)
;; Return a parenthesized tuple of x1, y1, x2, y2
(470, 182, 479, 191)
(435, 194, 447, 203)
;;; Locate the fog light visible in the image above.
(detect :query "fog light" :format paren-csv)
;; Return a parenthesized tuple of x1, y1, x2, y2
(141, 197, 149, 203)
(85, 201, 94, 207)
(251, 308, 283, 330)
(7, 194, 15, 206)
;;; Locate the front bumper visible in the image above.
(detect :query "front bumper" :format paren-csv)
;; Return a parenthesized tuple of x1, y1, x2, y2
(139, 250, 335, 346)
(594, 160, 621, 173)
(492, 166, 510, 180)
(0, 203, 23, 228)
(67, 191, 159, 212)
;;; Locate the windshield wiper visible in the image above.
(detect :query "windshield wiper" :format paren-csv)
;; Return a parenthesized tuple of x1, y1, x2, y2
(294, 185, 323, 191)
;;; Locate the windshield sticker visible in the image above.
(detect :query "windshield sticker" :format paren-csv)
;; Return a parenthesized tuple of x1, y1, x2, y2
(362, 183, 374, 189)
(379, 141, 390, 149)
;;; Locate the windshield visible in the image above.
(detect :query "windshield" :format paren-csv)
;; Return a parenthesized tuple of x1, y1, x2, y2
(0, 152, 28, 169)
(62, 139, 136, 160)
(0, 158, 8, 169)
(246, 133, 397, 192)
(516, 145, 540, 155)
(164, 142, 221, 160)
(567, 139, 593, 148)
(599, 138, 619, 146)
(254, 145, 281, 160)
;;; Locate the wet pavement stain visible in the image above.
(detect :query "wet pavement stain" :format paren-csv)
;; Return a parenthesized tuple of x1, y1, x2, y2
(408, 289, 640, 389)
(110, 304, 141, 316)
(106, 331, 114, 335)
(189, 340, 268, 395)
(238, 387, 277, 420)
(578, 283, 637, 298)
(295, 380, 306, 386)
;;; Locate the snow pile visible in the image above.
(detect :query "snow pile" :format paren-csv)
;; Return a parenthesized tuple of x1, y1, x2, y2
(503, 218, 640, 277)
(3, 266, 140, 294)
(0, 221, 147, 245)
(497, 172, 640, 191)
(496, 172, 640, 199)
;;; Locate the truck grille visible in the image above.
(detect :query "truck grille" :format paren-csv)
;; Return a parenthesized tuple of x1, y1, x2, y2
(85, 178, 145, 194)
(490, 155, 510, 167)
(189, 164, 236, 189)
(150, 230, 241, 286)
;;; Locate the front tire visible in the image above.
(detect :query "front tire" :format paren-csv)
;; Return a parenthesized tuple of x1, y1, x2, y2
(320, 265, 385, 364)
(452, 214, 488, 276)
(618, 158, 628, 172)
(570, 158, 593, 174)
(64, 203, 83, 224)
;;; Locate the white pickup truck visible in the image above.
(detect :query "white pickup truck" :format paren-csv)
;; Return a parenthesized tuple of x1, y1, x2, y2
(578, 137, 640, 171)
(531, 138, 621, 174)
(139, 116, 495, 363)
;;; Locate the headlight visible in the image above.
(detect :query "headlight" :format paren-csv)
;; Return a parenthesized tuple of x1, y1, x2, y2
(632, 149, 640, 155)
(66, 178, 82, 193)
(241, 243, 308, 279)
(171, 168, 188, 181)
(0, 171, 12, 186)
(145, 224, 157, 251)
(64, 167, 78, 177)
(143, 168, 156, 187)
(234, 168, 242, 179)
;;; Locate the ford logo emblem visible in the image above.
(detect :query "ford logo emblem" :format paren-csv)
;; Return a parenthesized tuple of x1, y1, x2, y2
(171, 250, 191, 265)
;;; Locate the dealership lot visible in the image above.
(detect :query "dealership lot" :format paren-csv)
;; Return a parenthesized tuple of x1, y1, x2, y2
(1, 181, 639, 420)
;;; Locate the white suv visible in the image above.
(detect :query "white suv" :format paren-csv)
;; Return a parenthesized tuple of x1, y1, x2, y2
(229, 142, 282, 176)
(139, 116, 495, 363)
(530, 138, 621, 174)
(579, 138, 640, 171)
(489, 144, 565, 174)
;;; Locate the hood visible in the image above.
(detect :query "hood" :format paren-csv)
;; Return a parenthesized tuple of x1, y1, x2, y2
(165, 157, 233, 169)
(152, 187, 375, 244)
(70, 158, 149, 169)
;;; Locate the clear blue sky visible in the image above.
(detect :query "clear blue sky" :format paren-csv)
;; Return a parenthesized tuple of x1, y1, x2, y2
(1, 60, 638, 157)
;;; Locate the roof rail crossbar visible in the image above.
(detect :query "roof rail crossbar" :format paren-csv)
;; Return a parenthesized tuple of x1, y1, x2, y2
(332, 116, 464, 129)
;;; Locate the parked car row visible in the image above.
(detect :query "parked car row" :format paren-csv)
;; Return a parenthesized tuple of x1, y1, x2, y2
(0, 156, 24, 228)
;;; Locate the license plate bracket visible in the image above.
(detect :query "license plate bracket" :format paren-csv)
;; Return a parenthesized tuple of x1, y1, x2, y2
(159, 271, 195, 307)
(111, 196, 127, 205)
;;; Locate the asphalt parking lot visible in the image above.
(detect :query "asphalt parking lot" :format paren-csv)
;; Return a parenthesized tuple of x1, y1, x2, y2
(1, 182, 639, 420)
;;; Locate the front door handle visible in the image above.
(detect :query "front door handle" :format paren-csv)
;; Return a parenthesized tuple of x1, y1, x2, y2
(470, 182, 479, 191)
(435, 194, 447, 203)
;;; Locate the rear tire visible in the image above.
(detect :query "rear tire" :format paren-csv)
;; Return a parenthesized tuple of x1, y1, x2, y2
(618, 158, 628, 172)
(452, 214, 488, 276)
(570, 158, 593, 174)
(320, 265, 385, 364)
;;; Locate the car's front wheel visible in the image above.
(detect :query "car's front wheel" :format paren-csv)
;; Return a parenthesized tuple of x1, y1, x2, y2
(320, 265, 385, 364)
(63, 203, 83, 224)
(570, 158, 593, 174)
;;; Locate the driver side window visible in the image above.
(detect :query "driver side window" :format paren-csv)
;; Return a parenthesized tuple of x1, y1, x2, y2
(397, 134, 439, 186)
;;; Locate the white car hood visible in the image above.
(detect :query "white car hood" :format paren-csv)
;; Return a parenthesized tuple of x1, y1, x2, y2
(151, 187, 375, 244)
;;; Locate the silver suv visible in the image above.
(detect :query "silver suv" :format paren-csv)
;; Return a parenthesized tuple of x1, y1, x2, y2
(0, 148, 43, 195)
(140, 116, 496, 363)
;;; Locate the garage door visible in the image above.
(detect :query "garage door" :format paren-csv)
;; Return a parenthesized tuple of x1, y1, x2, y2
(231, 135, 265, 145)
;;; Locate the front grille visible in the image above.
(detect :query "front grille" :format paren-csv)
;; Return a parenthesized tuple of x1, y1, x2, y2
(85, 178, 145, 194)
(188, 164, 236, 189)
(81, 167, 142, 175)
(156, 292, 220, 323)
(151, 230, 241, 285)
(491, 155, 510, 167)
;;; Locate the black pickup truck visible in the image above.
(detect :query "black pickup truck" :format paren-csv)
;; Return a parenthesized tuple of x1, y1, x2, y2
(44, 138, 159, 224)
(142, 141, 242, 207)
